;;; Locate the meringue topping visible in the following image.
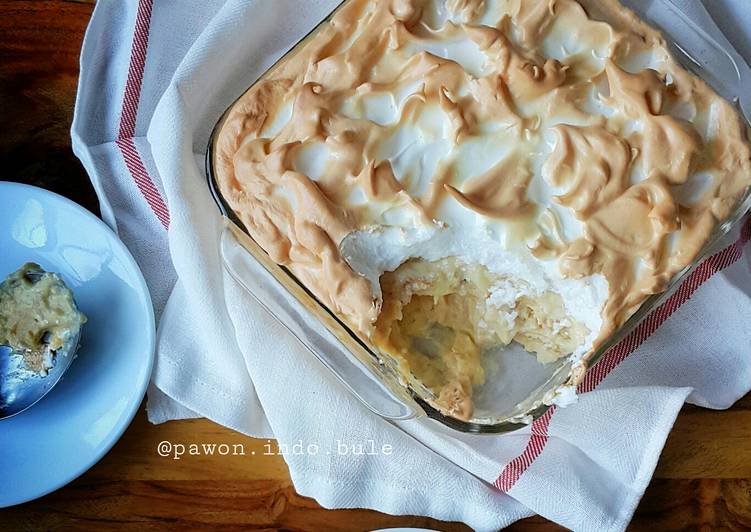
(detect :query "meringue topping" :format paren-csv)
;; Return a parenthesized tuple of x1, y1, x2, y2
(215, 0, 751, 411)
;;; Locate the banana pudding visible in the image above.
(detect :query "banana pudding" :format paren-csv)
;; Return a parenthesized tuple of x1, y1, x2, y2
(0, 263, 86, 376)
(215, 0, 751, 419)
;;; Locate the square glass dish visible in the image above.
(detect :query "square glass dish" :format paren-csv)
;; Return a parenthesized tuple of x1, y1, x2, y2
(206, 0, 751, 433)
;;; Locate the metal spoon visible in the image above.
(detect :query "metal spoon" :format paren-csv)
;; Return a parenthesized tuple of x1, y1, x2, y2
(0, 266, 83, 421)
(0, 330, 81, 420)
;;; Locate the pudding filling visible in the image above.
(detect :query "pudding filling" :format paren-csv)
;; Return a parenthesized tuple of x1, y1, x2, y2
(0, 263, 86, 376)
(373, 258, 588, 418)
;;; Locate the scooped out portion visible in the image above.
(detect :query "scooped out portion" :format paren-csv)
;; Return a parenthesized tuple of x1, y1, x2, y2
(373, 258, 589, 419)
(0, 263, 86, 376)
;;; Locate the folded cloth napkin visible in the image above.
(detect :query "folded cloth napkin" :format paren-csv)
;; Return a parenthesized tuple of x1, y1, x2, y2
(72, 1, 751, 530)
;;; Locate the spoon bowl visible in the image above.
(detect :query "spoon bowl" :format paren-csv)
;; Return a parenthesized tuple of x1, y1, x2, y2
(0, 329, 81, 420)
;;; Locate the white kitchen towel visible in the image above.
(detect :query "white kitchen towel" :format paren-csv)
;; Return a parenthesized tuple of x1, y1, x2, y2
(71, 1, 751, 530)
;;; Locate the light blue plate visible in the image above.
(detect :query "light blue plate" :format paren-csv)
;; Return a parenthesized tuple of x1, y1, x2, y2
(0, 182, 155, 507)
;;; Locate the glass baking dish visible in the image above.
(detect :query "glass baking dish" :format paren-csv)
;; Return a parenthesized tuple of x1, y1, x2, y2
(206, 0, 751, 433)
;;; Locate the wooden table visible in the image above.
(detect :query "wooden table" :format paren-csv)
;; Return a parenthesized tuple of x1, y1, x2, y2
(1, 1, 750, 529)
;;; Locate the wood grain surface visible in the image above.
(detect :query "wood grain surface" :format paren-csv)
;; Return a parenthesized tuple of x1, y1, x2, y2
(1, 1, 750, 530)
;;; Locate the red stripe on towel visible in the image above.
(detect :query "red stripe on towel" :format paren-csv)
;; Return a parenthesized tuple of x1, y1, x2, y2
(494, 406, 556, 492)
(116, 137, 170, 227)
(116, 0, 170, 229)
(494, 215, 751, 493)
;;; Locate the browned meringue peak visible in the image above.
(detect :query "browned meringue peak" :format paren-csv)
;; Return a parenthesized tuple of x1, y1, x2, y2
(542, 124, 633, 219)
(444, 151, 534, 219)
(511, 0, 558, 47)
(357, 160, 404, 202)
(463, 24, 568, 101)
(603, 60, 701, 185)
(215, 0, 751, 351)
